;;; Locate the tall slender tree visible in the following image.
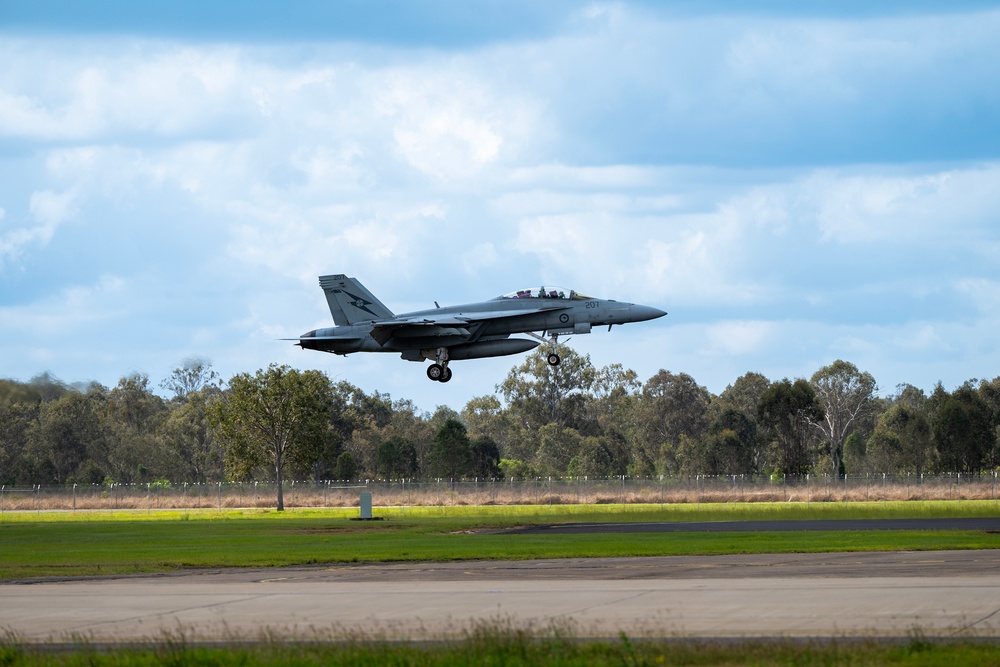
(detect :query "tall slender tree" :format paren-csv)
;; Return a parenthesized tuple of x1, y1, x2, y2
(808, 360, 877, 477)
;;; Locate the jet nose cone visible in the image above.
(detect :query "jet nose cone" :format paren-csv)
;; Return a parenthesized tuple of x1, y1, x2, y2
(629, 304, 667, 322)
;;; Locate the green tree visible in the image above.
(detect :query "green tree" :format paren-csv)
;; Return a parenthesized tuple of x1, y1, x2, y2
(636, 370, 712, 475)
(587, 364, 640, 476)
(208, 364, 332, 510)
(29, 391, 105, 484)
(703, 408, 757, 475)
(0, 402, 39, 484)
(160, 358, 220, 400)
(719, 372, 771, 418)
(498, 347, 596, 432)
(567, 436, 616, 478)
(333, 451, 359, 481)
(428, 419, 471, 479)
(101, 374, 167, 483)
(933, 383, 991, 474)
(757, 379, 823, 476)
(534, 423, 585, 476)
(808, 360, 877, 478)
(976, 377, 1000, 470)
(469, 436, 501, 479)
(462, 395, 520, 460)
(160, 388, 223, 483)
(376, 436, 418, 479)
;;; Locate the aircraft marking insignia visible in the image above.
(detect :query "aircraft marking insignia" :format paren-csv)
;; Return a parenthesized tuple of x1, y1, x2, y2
(339, 290, 378, 317)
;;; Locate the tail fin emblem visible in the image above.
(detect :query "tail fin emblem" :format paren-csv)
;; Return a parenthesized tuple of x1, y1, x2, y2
(339, 290, 378, 317)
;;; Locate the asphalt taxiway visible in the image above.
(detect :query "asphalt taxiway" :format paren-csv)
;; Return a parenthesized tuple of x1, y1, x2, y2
(3, 550, 1000, 641)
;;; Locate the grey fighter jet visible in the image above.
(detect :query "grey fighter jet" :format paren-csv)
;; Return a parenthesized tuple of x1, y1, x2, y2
(294, 274, 667, 382)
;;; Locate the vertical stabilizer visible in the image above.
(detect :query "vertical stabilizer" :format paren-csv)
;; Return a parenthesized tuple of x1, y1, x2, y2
(318, 274, 395, 325)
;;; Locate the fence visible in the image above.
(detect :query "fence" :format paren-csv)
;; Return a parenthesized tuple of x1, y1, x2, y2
(1, 473, 998, 512)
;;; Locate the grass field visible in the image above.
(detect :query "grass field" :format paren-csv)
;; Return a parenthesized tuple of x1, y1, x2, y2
(2, 500, 999, 579)
(3, 501, 1000, 661)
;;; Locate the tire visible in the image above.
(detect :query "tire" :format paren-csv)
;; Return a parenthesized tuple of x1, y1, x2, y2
(439, 367, 453, 383)
(426, 363, 444, 381)
(547, 353, 561, 366)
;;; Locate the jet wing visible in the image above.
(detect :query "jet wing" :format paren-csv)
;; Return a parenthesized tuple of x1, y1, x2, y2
(369, 306, 569, 346)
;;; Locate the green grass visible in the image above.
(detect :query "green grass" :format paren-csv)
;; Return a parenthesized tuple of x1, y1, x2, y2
(1, 500, 999, 579)
(2, 632, 1000, 666)
(3, 498, 999, 523)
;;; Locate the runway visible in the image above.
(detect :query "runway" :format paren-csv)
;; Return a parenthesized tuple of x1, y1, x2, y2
(3, 550, 1000, 641)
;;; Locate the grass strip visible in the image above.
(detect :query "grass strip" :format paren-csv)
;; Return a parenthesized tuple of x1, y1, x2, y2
(3, 505, 1000, 578)
(2, 498, 999, 523)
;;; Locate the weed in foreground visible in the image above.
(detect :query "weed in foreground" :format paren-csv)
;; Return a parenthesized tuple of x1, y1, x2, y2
(5, 625, 1000, 667)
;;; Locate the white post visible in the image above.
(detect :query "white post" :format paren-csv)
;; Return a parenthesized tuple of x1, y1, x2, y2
(359, 491, 373, 519)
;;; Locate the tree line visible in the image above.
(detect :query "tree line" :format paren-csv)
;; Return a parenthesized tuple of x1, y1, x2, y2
(2, 352, 999, 502)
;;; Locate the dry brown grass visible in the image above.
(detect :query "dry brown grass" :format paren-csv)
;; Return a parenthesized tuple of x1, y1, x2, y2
(1, 477, 996, 511)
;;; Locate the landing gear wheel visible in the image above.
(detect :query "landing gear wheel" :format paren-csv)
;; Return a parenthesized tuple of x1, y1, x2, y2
(547, 353, 561, 366)
(427, 363, 444, 381)
(439, 367, 453, 383)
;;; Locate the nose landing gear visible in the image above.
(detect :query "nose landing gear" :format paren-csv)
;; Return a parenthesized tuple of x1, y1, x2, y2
(528, 331, 563, 366)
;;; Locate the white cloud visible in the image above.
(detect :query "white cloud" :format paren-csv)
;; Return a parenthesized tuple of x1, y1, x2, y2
(0, 274, 124, 332)
(3, 6, 1000, 406)
(461, 242, 499, 275)
(0, 189, 78, 267)
(808, 165, 1000, 244)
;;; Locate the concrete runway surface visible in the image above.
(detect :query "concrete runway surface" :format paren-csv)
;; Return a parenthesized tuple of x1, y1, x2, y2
(3, 550, 1000, 641)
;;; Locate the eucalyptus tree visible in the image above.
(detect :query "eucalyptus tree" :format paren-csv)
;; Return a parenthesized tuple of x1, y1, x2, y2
(0, 401, 37, 484)
(719, 372, 771, 419)
(866, 402, 933, 474)
(757, 379, 823, 476)
(29, 390, 106, 484)
(808, 360, 877, 478)
(469, 436, 501, 479)
(427, 418, 472, 480)
(462, 394, 521, 460)
(160, 358, 220, 400)
(102, 374, 166, 483)
(703, 408, 757, 475)
(376, 435, 418, 479)
(160, 388, 223, 483)
(933, 382, 992, 474)
(208, 364, 333, 510)
(498, 347, 597, 432)
(635, 370, 712, 475)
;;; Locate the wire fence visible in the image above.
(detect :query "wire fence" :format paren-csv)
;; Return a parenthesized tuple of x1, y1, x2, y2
(1, 472, 998, 512)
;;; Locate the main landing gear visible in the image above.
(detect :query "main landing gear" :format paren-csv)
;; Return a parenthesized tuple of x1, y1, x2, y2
(426, 347, 453, 383)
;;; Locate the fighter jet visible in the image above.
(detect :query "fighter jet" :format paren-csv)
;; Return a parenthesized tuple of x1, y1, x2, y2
(294, 274, 667, 382)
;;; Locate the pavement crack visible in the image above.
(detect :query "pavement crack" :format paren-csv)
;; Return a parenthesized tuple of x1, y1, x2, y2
(66, 594, 271, 634)
(952, 605, 1000, 635)
(547, 589, 653, 621)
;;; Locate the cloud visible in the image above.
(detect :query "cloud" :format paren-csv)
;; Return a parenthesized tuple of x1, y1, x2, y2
(0, 274, 124, 333)
(461, 242, 499, 275)
(3, 5, 1000, 407)
(0, 189, 77, 267)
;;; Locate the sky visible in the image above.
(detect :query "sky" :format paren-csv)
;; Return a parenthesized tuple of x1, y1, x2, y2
(2, 0, 999, 413)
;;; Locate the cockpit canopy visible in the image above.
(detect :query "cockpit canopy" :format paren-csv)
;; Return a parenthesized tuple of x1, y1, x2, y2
(497, 286, 593, 300)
